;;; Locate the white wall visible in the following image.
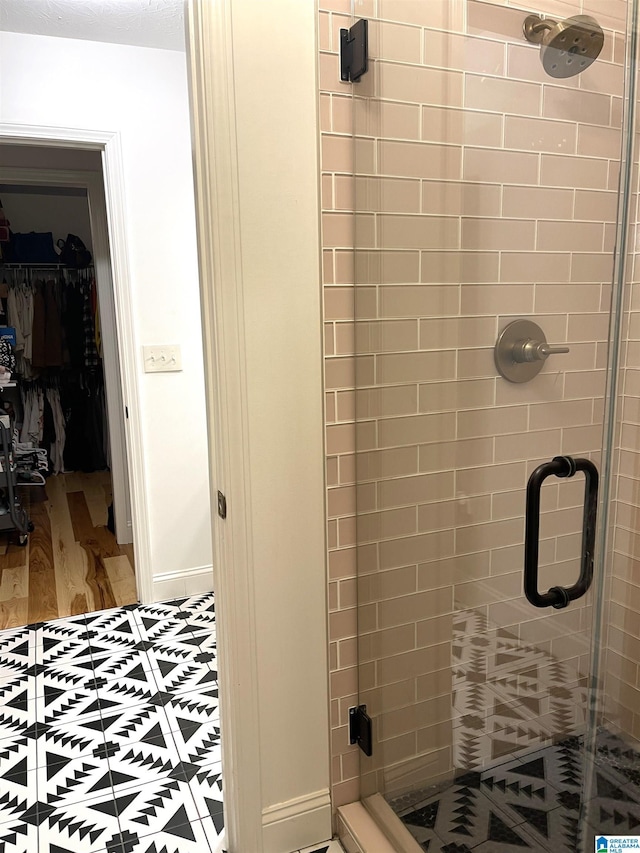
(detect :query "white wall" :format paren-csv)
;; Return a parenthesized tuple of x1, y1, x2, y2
(1, 190, 94, 251)
(0, 31, 213, 596)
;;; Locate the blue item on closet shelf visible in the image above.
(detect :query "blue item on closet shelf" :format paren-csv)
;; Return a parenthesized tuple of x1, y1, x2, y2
(0, 328, 16, 347)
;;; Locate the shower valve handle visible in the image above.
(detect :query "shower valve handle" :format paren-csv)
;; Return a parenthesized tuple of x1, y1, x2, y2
(512, 339, 570, 363)
(495, 319, 570, 382)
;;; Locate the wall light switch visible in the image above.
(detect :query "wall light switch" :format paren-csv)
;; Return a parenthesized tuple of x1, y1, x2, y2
(143, 345, 182, 373)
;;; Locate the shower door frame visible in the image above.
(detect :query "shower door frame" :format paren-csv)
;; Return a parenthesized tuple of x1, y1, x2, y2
(586, 0, 639, 766)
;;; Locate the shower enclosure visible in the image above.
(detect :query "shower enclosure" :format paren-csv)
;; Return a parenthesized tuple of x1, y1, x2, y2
(349, 0, 640, 849)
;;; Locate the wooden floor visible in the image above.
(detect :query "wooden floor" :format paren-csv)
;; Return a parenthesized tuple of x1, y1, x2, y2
(0, 471, 137, 629)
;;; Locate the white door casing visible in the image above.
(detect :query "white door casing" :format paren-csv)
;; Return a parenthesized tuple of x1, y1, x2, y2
(186, 2, 264, 849)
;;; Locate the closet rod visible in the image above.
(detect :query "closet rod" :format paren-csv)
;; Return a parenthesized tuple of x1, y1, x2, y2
(0, 263, 94, 269)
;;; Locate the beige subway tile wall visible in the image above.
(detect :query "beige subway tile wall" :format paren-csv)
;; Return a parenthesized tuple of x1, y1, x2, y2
(320, 0, 631, 811)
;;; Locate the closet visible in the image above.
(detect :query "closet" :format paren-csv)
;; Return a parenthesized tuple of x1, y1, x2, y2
(0, 186, 136, 626)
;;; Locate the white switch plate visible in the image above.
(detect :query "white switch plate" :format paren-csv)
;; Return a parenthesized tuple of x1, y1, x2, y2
(143, 345, 182, 373)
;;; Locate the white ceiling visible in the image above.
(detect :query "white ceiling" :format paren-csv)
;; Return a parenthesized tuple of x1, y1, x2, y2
(0, 0, 186, 52)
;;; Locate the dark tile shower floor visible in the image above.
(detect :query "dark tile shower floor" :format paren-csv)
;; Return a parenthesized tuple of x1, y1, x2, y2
(398, 729, 640, 852)
(392, 608, 640, 851)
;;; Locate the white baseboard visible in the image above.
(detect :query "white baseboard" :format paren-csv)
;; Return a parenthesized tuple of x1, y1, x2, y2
(152, 564, 214, 601)
(262, 788, 332, 853)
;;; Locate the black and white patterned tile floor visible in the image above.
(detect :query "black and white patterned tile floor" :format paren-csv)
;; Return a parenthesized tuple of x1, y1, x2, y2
(398, 729, 640, 852)
(0, 593, 224, 853)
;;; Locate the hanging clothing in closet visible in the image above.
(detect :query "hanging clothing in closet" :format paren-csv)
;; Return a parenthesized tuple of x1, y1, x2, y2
(62, 275, 107, 473)
(7, 284, 35, 379)
(64, 283, 85, 368)
(63, 373, 107, 473)
(4, 269, 107, 476)
(31, 279, 63, 368)
(6, 278, 66, 475)
(20, 386, 43, 446)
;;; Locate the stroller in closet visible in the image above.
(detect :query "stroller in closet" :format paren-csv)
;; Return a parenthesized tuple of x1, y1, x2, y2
(0, 413, 34, 546)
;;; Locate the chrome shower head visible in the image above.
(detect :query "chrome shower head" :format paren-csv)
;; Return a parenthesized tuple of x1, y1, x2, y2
(523, 13, 604, 78)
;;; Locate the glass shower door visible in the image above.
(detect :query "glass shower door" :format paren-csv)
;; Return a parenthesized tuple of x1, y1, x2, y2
(352, 0, 639, 850)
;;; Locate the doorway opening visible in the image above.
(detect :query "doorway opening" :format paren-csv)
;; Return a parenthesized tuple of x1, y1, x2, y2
(0, 142, 137, 625)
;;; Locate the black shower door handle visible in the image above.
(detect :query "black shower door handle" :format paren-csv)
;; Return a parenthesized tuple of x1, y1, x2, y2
(524, 456, 598, 609)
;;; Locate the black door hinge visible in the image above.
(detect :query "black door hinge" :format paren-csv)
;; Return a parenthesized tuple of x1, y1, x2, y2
(340, 19, 368, 83)
(349, 704, 372, 756)
(217, 491, 227, 520)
